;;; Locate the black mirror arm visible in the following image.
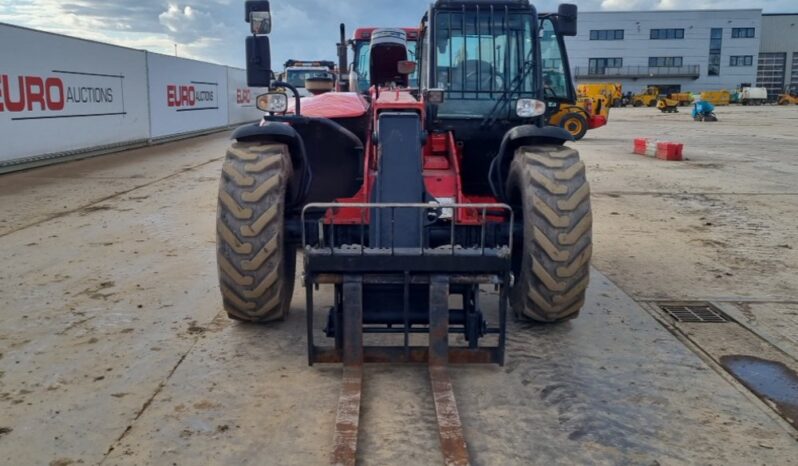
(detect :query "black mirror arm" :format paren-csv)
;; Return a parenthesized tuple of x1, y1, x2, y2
(272, 81, 302, 116)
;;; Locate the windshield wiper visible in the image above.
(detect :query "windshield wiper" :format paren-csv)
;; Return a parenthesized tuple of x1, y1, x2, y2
(481, 51, 536, 129)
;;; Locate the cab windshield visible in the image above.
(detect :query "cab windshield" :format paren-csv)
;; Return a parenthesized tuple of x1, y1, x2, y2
(286, 69, 331, 88)
(353, 40, 418, 92)
(433, 10, 535, 118)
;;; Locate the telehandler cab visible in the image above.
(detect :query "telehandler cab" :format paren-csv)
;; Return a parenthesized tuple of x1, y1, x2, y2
(218, 1, 592, 463)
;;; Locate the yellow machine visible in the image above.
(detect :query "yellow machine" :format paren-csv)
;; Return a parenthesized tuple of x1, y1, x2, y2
(669, 92, 693, 106)
(700, 90, 731, 106)
(548, 95, 610, 140)
(632, 87, 660, 107)
(778, 89, 798, 105)
(657, 98, 680, 113)
(577, 82, 623, 107)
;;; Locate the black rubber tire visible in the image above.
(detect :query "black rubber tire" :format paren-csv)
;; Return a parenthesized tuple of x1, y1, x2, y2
(216, 141, 296, 323)
(633, 100, 643, 108)
(507, 145, 593, 323)
(559, 113, 589, 141)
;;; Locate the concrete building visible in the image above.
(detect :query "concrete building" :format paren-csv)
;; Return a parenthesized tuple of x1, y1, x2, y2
(565, 10, 762, 94)
(758, 14, 798, 97)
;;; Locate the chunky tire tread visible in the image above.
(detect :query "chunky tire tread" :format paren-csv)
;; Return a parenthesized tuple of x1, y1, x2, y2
(241, 204, 279, 238)
(559, 212, 592, 246)
(524, 152, 566, 169)
(241, 173, 281, 203)
(219, 191, 253, 220)
(245, 155, 282, 173)
(508, 145, 593, 322)
(533, 226, 570, 262)
(222, 162, 255, 187)
(218, 222, 253, 255)
(558, 184, 590, 211)
(216, 141, 295, 323)
(555, 161, 585, 181)
(529, 168, 569, 195)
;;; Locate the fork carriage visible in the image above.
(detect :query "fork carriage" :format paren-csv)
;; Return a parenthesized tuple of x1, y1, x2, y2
(302, 202, 514, 366)
(302, 202, 513, 465)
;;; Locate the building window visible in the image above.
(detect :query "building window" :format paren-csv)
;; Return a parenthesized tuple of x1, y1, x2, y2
(649, 57, 684, 67)
(588, 57, 623, 75)
(590, 29, 624, 40)
(650, 28, 684, 40)
(729, 56, 753, 67)
(708, 28, 722, 76)
(731, 28, 755, 38)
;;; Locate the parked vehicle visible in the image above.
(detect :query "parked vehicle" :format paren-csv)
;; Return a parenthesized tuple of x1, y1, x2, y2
(577, 82, 623, 107)
(700, 90, 731, 106)
(632, 86, 660, 107)
(228, 2, 590, 462)
(739, 87, 768, 106)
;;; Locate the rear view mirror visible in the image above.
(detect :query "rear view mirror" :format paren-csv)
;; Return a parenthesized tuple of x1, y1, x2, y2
(246, 35, 272, 87)
(250, 11, 271, 35)
(557, 4, 578, 37)
(398, 61, 417, 76)
(245, 1, 271, 27)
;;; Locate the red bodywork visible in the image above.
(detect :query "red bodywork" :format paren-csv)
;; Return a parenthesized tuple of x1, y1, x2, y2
(295, 88, 498, 226)
(588, 115, 607, 129)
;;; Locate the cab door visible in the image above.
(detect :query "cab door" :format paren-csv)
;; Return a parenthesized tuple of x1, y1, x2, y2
(539, 17, 576, 105)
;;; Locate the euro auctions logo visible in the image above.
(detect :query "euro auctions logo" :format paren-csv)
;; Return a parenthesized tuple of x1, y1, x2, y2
(0, 70, 125, 121)
(236, 88, 252, 105)
(166, 82, 218, 112)
(0, 76, 65, 112)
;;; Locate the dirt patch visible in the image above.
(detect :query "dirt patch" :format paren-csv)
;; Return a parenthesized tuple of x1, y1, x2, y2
(48, 459, 74, 466)
(192, 400, 220, 410)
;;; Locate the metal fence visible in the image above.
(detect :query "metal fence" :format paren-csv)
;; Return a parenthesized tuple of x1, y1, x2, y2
(574, 65, 701, 79)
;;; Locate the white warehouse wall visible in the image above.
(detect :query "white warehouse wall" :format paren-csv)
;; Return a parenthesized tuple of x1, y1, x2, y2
(0, 23, 266, 170)
(566, 10, 763, 94)
(0, 24, 150, 164)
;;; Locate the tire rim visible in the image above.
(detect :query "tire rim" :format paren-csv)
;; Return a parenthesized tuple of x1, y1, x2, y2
(565, 119, 583, 136)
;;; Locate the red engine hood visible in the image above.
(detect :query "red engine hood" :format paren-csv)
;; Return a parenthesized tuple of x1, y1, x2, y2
(288, 92, 370, 119)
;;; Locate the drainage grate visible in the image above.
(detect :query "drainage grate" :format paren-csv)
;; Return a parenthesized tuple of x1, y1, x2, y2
(657, 302, 730, 323)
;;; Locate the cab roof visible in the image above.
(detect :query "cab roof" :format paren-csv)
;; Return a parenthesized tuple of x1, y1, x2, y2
(433, 0, 531, 9)
(352, 27, 420, 41)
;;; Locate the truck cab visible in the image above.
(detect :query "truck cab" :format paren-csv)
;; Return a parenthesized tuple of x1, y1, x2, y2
(282, 60, 336, 97)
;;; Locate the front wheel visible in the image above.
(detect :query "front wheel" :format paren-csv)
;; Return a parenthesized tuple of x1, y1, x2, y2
(216, 141, 296, 323)
(507, 145, 593, 323)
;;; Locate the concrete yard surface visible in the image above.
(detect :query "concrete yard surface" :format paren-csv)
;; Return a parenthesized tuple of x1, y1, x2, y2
(1, 107, 797, 465)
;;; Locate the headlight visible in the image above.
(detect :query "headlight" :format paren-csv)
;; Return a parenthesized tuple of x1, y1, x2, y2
(256, 92, 288, 113)
(516, 99, 546, 118)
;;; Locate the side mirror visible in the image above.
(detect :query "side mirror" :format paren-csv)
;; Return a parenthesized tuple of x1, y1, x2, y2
(398, 61, 417, 76)
(246, 35, 272, 87)
(245, 1, 271, 33)
(557, 4, 578, 37)
(250, 11, 271, 35)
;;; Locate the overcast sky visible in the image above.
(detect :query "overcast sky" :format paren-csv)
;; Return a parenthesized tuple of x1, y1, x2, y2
(0, 0, 794, 69)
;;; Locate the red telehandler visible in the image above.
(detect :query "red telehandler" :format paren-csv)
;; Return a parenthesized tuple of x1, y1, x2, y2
(219, 2, 592, 464)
